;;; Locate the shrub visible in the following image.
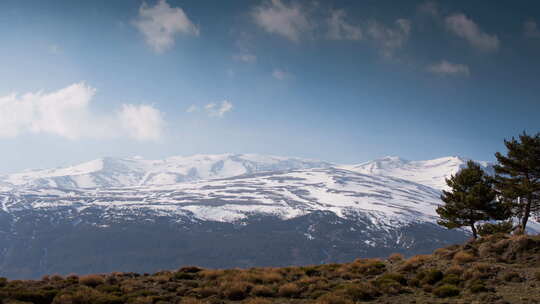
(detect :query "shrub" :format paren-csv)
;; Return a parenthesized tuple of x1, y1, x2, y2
(441, 274, 461, 286)
(278, 283, 302, 298)
(221, 282, 251, 300)
(178, 266, 203, 273)
(376, 273, 406, 285)
(350, 258, 386, 275)
(79, 274, 104, 287)
(316, 293, 354, 304)
(478, 221, 513, 237)
(433, 248, 454, 259)
(66, 274, 79, 283)
(251, 285, 276, 297)
(372, 278, 403, 295)
(180, 298, 204, 304)
(174, 272, 196, 280)
(0, 277, 7, 287)
(50, 274, 63, 281)
(421, 269, 443, 285)
(199, 269, 224, 280)
(341, 283, 380, 301)
(463, 263, 495, 280)
(388, 253, 404, 262)
(9, 289, 58, 304)
(53, 287, 123, 304)
(244, 298, 272, 304)
(453, 251, 475, 263)
(445, 265, 464, 276)
(469, 280, 488, 293)
(192, 286, 219, 298)
(252, 271, 283, 284)
(400, 254, 431, 272)
(502, 272, 522, 282)
(433, 284, 460, 298)
(535, 270, 540, 281)
(303, 266, 321, 277)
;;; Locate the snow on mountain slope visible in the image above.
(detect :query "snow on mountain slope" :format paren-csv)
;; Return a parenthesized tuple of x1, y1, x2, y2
(0, 154, 333, 189)
(341, 156, 493, 190)
(1, 167, 442, 226)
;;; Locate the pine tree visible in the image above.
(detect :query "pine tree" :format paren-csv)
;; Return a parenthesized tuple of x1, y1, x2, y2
(436, 160, 508, 239)
(494, 132, 540, 233)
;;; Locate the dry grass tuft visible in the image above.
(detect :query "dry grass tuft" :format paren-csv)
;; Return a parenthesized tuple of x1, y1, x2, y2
(278, 283, 302, 298)
(453, 251, 475, 264)
(388, 253, 404, 262)
(79, 274, 104, 287)
(399, 254, 431, 272)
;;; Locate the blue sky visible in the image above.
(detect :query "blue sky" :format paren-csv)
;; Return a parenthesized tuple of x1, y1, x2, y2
(0, 0, 539, 173)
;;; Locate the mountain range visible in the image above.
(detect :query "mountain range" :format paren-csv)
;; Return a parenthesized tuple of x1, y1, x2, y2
(0, 153, 524, 279)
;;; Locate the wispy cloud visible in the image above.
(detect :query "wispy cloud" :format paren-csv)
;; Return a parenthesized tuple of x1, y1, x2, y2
(524, 20, 540, 39)
(0, 83, 165, 141)
(186, 105, 199, 113)
(187, 101, 233, 118)
(132, 0, 199, 53)
(367, 19, 411, 57)
(233, 53, 257, 63)
(445, 13, 499, 51)
(327, 9, 362, 41)
(251, 0, 312, 42)
(428, 60, 470, 77)
(205, 101, 233, 117)
(272, 68, 290, 80)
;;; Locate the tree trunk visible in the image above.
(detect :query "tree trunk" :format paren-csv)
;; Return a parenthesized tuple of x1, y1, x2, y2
(521, 196, 532, 233)
(471, 223, 478, 239)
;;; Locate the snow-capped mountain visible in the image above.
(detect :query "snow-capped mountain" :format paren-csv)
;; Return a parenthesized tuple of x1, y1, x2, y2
(0, 154, 332, 189)
(0, 154, 495, 279)
(342, 156, 493, 190)
(1, 167, 441, 224)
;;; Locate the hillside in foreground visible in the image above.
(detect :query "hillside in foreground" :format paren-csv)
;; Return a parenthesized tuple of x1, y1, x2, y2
(1, 234, 539, 304)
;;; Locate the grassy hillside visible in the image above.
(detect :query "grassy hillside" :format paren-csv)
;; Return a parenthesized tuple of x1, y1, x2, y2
(1, 234, 539, 304)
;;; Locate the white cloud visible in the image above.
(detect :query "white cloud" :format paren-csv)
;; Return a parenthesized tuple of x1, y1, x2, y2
(427, 60, 470, 77)
(233, 53, 257, 63)
(132, 0, 199, 53)
(251, 0, 311, 42)
(118, 104, 164, 141)
(524, 20, 540, 39)
(186, 105, 199, 113)
(272, 68, 290, 80)
(445, 13, 499, 51)
(367, 19, 411, 57)
(327, 9, 362, 41)
(0, 83, 164, 141)
(204, 100, 233, 117)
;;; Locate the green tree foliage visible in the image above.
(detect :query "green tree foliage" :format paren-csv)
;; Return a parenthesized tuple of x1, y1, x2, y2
(437, 161, 508, 239)
(494, 132, 540, 233)
(477, 221, 513, 237)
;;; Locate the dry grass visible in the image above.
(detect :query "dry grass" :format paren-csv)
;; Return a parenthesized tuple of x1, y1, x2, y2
(399, 254, 431, 272)
(387, 253, 404, 262)
(445, 264, 464, 276)
(453, 251, 475, 263)
(278, 283, 302, 297)
(79, 274, 104, 287)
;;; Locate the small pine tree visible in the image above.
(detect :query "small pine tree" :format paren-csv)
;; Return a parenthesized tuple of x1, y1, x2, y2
(436, 160, 508, 239)
(494, 132, 540, 233)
